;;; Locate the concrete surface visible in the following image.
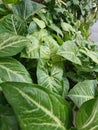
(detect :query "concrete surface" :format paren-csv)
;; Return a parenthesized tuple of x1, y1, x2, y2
(90, 21, 98, 42)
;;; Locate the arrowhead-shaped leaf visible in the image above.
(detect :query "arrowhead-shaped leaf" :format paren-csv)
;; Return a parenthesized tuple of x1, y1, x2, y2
(57, 41, 81, 65)
(76, 98, 98, 130)
(37, 59, 67, 95)
(1, 82, 73, 130)
(21, 30, 59, 60)
(0, 33, 30, 57)
(0, 57, 32, 83)
(68, 80, 97, 108)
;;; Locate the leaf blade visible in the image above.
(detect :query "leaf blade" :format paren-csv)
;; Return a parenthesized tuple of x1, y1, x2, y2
(0, 57, 32, 83)
(68, 80, 97, 108)
(0, 33, 30, 57)
(1, 82, 73, 130)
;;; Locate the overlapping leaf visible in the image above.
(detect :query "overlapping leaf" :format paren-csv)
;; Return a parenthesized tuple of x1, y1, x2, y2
(21, 30, 59, 60)
(1, 82, 73, 130)
(0, 14, 27, 35)
(57, 41, 81, 65)
(12, 0, 44, 19)
(0, 104, 19, 130)
(0, 33, 30, 57)
(37, 59, 68, 95)
(68, 80, 97, 108)
(76, 98, 98, 130)
(0, 57, 32, 83)
(80, 47, 98, 64)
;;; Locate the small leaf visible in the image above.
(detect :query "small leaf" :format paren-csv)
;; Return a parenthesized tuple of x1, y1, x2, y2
(28, 21, 38, 34)
(0, 57, 32, 83)
(61, 22, 75, 32)
(0, 33, 30, 57)
(49, 23, 63, 36)
(68, 80, 97, 108)
(57, 41, 81, 65)
(76, 98, 98, 130)
(1, 82, 73, 130)
(33, 17, 46, 29)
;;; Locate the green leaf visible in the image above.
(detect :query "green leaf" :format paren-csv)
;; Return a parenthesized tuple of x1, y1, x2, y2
(80, 48, 98, 64)
(0, 14, 27, 35)
(0, 57, 32, 83)
(57, 41, 81, 65)
(33, 17, 46, 29)
(68, 80, 97, 108)
(0, 105, 19, 130)
(1, 82, 73, 130)
(21, 30, 59, 60)
(0, 4, 10, 16)
(49, 23, 63, 36)
(28, 21, 38, 34)
(37, 59, 67, 95)
(0, 33, 30, 57)
(61, 22, 75, 32)
(4, 0, 19, 4)
(76, 98, 98, 130)
(12, 0, 44, 19)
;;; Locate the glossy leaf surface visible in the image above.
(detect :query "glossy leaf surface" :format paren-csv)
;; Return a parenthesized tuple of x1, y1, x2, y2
(0, 57, 32, 83)
(1, 82, 73, 130)
(0, 33, 30, 57)
(68, 80, 97, 108)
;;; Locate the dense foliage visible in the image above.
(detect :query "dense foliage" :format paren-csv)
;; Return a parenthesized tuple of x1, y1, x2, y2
(0, 0, 98, 129)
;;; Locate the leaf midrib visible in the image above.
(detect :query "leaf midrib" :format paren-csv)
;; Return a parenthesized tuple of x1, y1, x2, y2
(14, 86, 66, 130)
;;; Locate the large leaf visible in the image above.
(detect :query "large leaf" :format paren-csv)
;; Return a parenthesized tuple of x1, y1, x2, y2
(21, 29, 59, 60)
(0, 57, 32, 83)
(0, 14, 27, 35)
(1, 82, 73, 130)
(0, 104, 19, 130)
(57, 41, 81, 65)
(37, 59, 67, 95)
(76, 98, 98, 130)
(68, 80, 97, 108)
(12, 0, 44, 19)
(0, 33, 30, 57)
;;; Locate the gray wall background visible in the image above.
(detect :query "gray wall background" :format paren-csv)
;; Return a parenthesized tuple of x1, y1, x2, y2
(90, 21, 98, 42)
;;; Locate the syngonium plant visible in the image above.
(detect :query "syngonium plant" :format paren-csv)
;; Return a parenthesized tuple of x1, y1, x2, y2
(0, 0, 98, 130)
